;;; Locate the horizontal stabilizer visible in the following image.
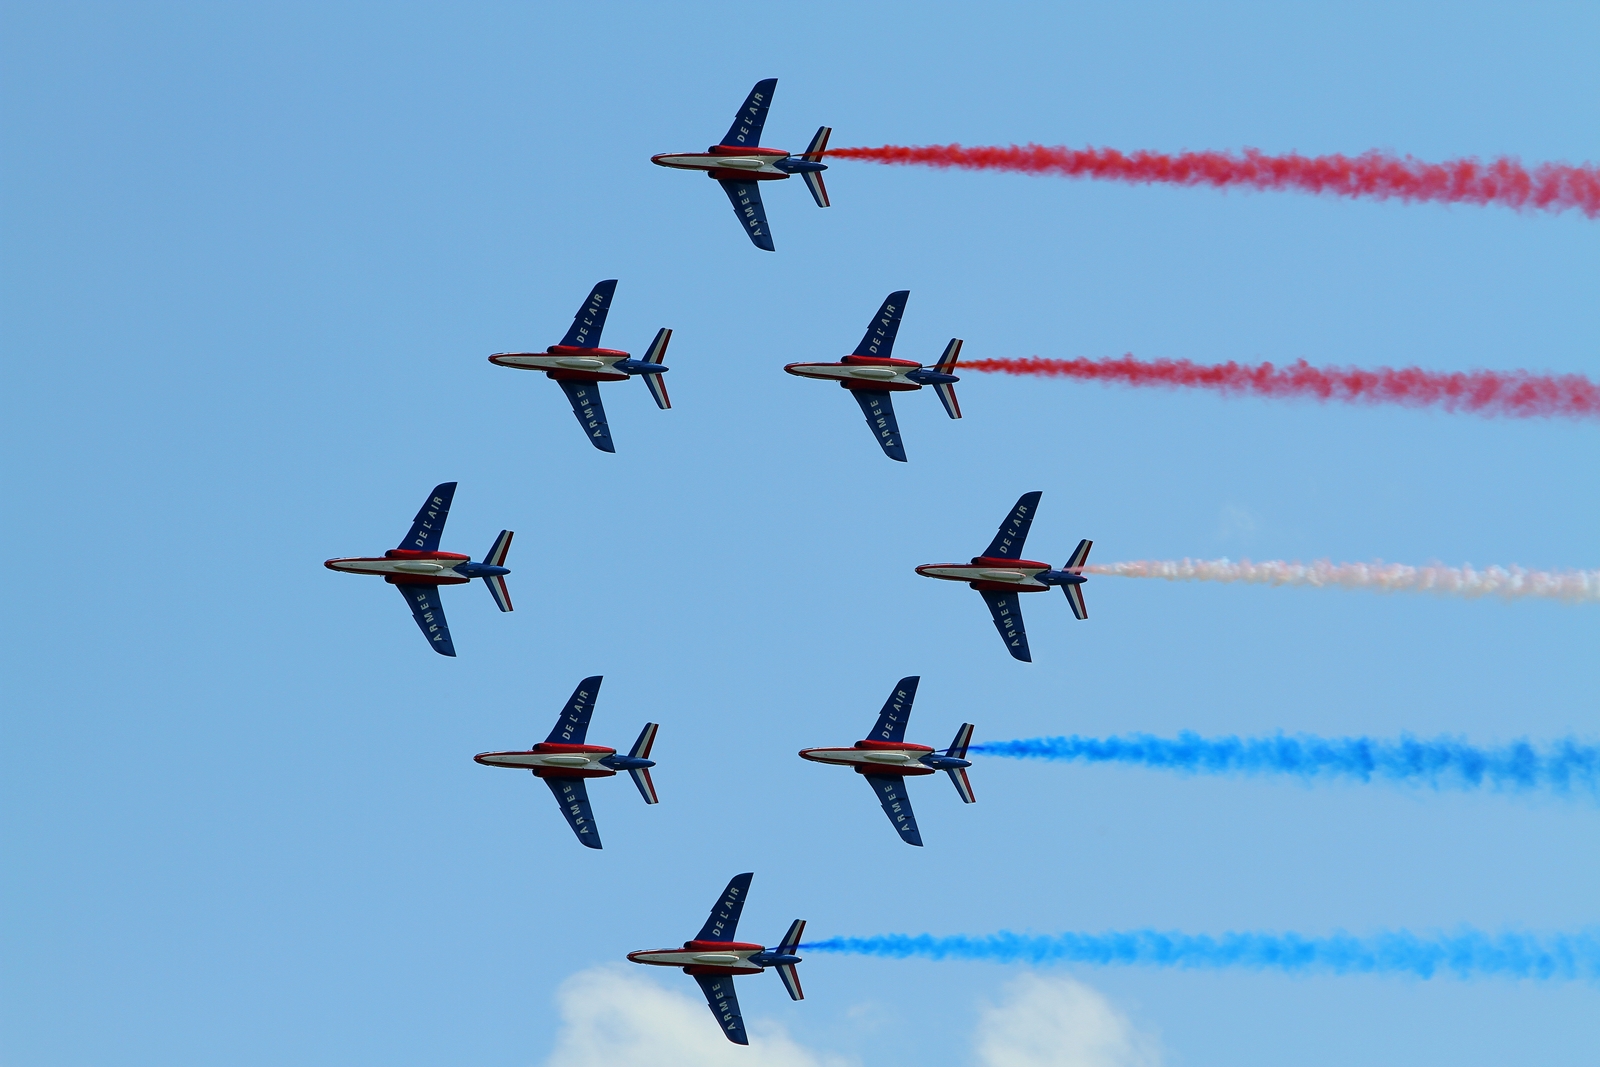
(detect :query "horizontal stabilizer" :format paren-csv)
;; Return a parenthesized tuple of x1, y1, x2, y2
(947, 766, 977, 804)
(721, 78, 776, 148)
(802, 126, 831, 207)
(641, 328, 672, 409)
(981, 491, 1042, 560)
(543, 775, 601, 849)
(399, 482, 456, 552)
(483, 529, 514, 567)
(629, 766, 658, 805)
(483, 573, 513, 613)
(1064, 582, 1088, 621)
(395, 582, 455, 656)
(933, 338, 963, 419)
(545, 676, 603, 745)
(946, 722, 975, 760)
(775, 962, 804, 1002)
(1065, 538, 1093, 571)
(628, 722, 660, 804)
(560, 280, 617, 349)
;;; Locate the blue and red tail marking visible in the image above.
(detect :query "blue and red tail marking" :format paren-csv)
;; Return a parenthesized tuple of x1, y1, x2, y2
(931, 338, 963, 419)
(800, 126, 831, 207)
(640, 328, 672, 410)
(774, 919, 806, 1001)
(945, 723, 977, 803)
(627, 722, 660, 804)
(482, 530, 513, 612)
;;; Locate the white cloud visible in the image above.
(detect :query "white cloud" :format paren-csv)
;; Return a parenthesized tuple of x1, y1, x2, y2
(974, 973, 1163, 1067)
(541, 966, 851, 1067)
(539, 966, 1158, 1067)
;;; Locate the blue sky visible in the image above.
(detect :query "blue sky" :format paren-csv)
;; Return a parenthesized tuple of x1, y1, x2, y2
(4, 3, 1598, 1065)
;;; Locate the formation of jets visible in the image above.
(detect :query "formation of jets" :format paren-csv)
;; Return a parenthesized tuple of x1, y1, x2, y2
(320, 78, 1103, 1044)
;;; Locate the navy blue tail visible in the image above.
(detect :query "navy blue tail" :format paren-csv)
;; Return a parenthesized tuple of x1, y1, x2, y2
(398, 482, 456, 552)
(559, 280, 617, 348)
(868, 677, 920, 742)
(853, 290, 910, 357)
(720, 79, 776, 148)
(545, 676, 603, 744)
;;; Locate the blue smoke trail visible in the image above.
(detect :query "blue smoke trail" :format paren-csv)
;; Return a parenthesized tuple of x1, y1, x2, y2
(969, 733, 1600, 796)
(801, 928, 1600, 980)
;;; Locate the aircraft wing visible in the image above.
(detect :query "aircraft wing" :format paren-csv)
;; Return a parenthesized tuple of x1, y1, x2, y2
(542, 776, 602, 849)
(693, 974, 749, 1045)
(868, 677, 920, 743)
(981, 491, 1043, 559)
(556, 380, 616, 453)
(559, 280, 617, 348)
(720, 78, 776, 148)
(696, 872, 753, 942)
(863, 774, 923, 846)
(394, 582, 455, 657)
(544, 676, 603, 745)
(398, 482, 456, 552)
(850, 389, 907, 462)
(718, 180, 775, 251)
(854, 291, 909, 358)
(979, 589, 1031, 662)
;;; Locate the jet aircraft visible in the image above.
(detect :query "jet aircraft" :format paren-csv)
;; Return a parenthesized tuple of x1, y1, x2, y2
(474, 675, 658, 849)
(799, 676, 975, 846)
(916, 491, 1092, 662)
(785, 290, 962, 461)
(489, 279, 672, 453)
(628, 872, 805, 1044)
(324, 482, 511, 656)
(651, 78, 830, 251)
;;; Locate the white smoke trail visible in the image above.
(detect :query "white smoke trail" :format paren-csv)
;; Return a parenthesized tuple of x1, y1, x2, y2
(1083, 559, 1600, 602)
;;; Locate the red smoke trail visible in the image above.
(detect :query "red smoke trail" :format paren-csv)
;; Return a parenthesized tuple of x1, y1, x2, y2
(826, 144, 1600, 217)
(963, 356, 1600, 420)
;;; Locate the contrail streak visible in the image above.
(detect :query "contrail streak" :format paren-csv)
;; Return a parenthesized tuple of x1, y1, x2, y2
(801, 928, 1600, 980)
(827, 143, 1600, 217)
(960, 356, 1600, 421)
(970, 733, 1600, 796)
(1084, 559, 1600, 602)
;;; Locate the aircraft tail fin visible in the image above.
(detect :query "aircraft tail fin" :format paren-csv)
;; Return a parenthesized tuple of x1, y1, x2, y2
(774, 919, 806, 1000)
(482, 530, 513, 612)
(945, 722, 977, 803)
(801, 126, 831, 207)
(1063, 539, 1092, 620)
(641, 327, 673, 410)
(627, 722, 660, 804)
(931, 338, 963, 419)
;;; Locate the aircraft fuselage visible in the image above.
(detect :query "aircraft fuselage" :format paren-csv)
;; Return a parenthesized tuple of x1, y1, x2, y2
(325, 549, 473, 585)
(917, 555, 1059, 592)
(628, 940, 768, 976)
(475, 742, 619, 779)
(489, 345, 632, 383)
(652, 145, 796, 182)
(799, 739, 938, 777)
(785, 354, 927, 392)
